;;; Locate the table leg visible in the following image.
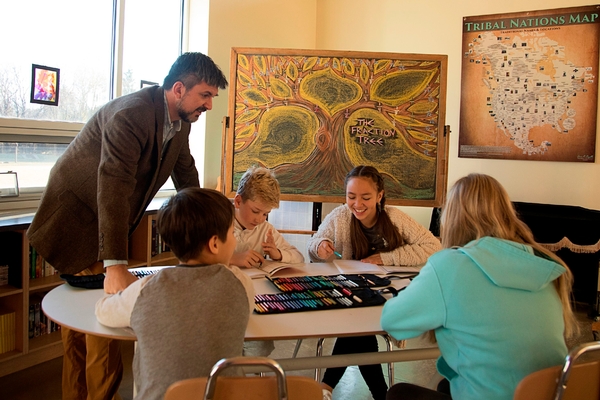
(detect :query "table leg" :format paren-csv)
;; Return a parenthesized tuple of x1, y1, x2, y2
(382, 335, 395, 388)
(314, 338, 326, 381)
(292, 339, 303, 358)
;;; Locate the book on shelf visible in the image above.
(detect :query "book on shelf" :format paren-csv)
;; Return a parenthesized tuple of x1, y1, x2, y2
(151, 219, 157, 257)
(242, 261, 306, 279)
(151, 221, 171, 257)
(28, 246, 58, 279)
(0, 308, 16, 354)
(28, 293, 61, 339)
(28, 304, 34, 339)
(333, 260, 425, 276)
(30, 246, 36, 279)
(34, 300, 41, 337)
(0, 264, 8, 286)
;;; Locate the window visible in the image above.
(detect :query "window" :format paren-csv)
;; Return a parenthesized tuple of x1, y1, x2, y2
(0, 0, 186, 209)
(121, 0, 183, 96)
(0, 1, 113, 123)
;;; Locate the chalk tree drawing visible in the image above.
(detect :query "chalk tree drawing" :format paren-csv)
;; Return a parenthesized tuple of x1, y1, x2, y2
(224, 48, 448, 206)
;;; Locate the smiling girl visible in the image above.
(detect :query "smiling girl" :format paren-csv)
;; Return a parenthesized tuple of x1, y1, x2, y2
(307, 165, 441, 400)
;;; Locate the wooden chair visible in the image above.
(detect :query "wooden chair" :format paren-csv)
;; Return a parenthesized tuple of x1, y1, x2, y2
(164, 357, 325, 400)
(513, 341, 600, 400)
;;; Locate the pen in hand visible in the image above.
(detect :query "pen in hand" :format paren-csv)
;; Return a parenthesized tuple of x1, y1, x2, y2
(333, 251, 342, 259)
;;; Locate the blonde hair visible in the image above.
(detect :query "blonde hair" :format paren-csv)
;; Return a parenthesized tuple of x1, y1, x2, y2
(439, 173, 578, 338)
(236, 166, 280, 209)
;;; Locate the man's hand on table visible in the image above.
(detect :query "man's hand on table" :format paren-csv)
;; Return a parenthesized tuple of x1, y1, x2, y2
(104, 264, 137, 294)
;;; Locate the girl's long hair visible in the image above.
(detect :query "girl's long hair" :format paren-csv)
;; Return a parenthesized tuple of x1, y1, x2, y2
(346, 166, 403, 259)
(439, 173, 578, 337)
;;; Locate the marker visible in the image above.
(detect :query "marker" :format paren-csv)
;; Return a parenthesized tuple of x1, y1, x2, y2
(341, 287, 363, 303)
(333, 251, 342, 258)
(359, 274, 376, 285)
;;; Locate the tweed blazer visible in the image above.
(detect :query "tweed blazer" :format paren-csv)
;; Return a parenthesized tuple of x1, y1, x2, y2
(27, 86, 199, 274)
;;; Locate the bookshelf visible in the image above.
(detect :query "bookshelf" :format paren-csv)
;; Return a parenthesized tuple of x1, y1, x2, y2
(0, 198, 174, 377)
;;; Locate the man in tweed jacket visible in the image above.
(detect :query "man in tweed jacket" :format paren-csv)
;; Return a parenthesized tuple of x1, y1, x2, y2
(27, 52, 227, 400)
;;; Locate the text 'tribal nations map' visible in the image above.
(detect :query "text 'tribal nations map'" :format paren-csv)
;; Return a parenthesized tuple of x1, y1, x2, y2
(459, 5, 599, 162)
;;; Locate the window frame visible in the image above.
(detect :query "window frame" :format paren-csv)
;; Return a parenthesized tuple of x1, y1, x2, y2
(0, 0, 187, 214)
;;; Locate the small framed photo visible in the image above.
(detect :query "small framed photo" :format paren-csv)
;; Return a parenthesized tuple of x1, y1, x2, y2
(30, 64, 60, 106)
(140, 80, 158, 89)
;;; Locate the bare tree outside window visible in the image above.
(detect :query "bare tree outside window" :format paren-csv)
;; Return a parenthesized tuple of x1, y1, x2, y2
(0, 0, 183, 191)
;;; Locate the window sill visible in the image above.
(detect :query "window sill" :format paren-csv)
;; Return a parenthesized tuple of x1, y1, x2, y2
(0, 191, 41, 213)
(0, 189, 176, 215)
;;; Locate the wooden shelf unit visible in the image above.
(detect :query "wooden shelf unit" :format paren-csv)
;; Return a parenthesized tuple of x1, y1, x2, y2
(0, 203, 174, 377)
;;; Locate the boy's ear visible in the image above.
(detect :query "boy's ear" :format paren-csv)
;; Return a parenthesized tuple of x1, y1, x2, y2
(207, 235, 220, 255)
(233, 194, 243, 208)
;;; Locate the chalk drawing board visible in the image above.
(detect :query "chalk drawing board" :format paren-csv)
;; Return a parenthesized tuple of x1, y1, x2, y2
(223, 47, 449, 206)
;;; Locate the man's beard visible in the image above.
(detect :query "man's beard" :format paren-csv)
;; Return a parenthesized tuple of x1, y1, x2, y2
(177, 102, 207, 123)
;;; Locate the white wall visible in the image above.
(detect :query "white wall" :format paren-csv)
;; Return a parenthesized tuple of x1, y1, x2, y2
(203, 0, 600, 227)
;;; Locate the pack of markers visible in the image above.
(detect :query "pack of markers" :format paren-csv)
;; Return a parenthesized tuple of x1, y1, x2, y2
(254, 274, 391, 314)
(253, 286, 387, 314)
(266, 274, 390, 293)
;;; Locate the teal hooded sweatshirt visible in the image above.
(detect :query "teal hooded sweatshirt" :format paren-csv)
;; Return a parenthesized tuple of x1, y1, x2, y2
(381, 237, 568, 400)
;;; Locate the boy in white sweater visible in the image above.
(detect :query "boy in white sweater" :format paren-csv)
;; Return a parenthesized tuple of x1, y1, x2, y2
(230, 166, 305, 268)
(230, 166, 304, 358)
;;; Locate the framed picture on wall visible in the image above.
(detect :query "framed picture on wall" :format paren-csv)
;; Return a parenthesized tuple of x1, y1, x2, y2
(459, 5, 599, 162)
(30, 64, 60, 106)
(223, 47, 449, 207)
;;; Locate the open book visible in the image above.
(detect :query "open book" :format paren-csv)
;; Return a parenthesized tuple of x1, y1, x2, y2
(332, 259, 384, 274)
(242, 259, 425, 279)
(380, 263, 425, 275)
(333, 260, 425, 276)
(242, 261, 306, 279)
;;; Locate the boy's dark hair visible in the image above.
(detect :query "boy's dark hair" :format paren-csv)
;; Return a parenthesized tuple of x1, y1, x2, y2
(157, 187, 234, 262)
(163, 52, 228, 90)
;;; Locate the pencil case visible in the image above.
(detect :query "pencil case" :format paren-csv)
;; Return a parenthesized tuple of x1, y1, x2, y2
(60, 273, 105, 289)
(60, 267, 166, 289)
(266, 273, 390, 293)
(253, 287, 386, 314)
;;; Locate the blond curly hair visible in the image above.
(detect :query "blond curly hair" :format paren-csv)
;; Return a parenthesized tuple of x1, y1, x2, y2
(236, 166, 280, 209)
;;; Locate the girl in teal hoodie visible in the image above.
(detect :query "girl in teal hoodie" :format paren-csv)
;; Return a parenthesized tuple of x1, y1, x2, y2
(381, 173, 578, 400)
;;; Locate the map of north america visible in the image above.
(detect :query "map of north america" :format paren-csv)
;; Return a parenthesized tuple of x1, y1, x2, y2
(467, 30, 595, 155)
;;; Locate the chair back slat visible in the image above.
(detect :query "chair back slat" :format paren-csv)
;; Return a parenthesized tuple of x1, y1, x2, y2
(164, 357, 324, 400)
(165, 376, 324, 400)
(554, 342, 600, 400)
(513, 341, 600, 400)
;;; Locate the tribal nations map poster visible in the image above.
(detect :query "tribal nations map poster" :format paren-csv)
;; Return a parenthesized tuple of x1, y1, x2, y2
(459, 5, 599, 162)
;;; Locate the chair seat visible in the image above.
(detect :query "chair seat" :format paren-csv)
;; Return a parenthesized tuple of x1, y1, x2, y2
(164, 375, 324, 400)
(513, 341, 600, 400)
